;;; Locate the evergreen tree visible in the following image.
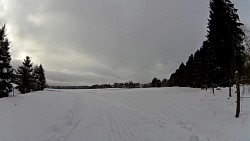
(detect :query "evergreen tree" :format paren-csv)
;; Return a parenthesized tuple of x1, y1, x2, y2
(207, 0, 245, 85)
(185, 54, 195, 87)
(176, 63, 186, 87)
(0, 25, 12, 98)
(200, 40, 216, 87)
(192, 50, 202, 87)
(169, 73, 177, 87)
(169, 63, 186, 87)
(34, 64, 46, 90)
(16, 56, 33, 94)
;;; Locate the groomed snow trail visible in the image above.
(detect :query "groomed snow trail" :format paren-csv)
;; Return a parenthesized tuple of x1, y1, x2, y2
(64, 91, 164, 141)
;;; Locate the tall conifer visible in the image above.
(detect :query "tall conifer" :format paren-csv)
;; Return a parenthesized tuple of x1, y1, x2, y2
(0, 25, 12, 98)
(16, 56, 33, 94)
(34, 64, 46, 90)
(207, 0, 245, 85)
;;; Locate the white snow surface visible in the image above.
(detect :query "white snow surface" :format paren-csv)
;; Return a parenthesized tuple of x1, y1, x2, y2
(0, 87, 249, 141)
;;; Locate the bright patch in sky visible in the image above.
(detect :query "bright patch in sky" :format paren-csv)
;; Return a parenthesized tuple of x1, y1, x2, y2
(0, 0, 7, 17)
(27, 15, 43, 26)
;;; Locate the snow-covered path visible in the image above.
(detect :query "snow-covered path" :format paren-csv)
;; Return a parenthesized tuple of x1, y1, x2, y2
(0, 87, 249, 141)
(64, 92, 153, 141)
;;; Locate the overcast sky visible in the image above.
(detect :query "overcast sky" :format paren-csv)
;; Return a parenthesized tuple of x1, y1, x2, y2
(0, 0, 249, 86)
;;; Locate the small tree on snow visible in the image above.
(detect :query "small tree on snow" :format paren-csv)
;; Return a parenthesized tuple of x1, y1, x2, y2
(16, 56, 33, 94)
(34, 64, 46, 90)
(0, 24, 13, 98)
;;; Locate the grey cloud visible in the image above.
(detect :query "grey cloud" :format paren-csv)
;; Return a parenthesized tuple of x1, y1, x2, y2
(2, 0, 250, 85)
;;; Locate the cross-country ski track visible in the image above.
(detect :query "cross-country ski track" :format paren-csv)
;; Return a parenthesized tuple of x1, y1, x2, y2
(46, 91, 167, 141)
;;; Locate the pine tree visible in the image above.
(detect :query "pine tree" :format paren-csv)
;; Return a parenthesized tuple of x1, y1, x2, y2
(16, 56, 33, 94)
(207, 0, 245, 85)
(0, 25, 13, 98)
(34, 64, 46, 90)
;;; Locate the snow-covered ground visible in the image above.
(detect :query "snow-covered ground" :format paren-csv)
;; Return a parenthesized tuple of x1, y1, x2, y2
(0, 87, 249, 141)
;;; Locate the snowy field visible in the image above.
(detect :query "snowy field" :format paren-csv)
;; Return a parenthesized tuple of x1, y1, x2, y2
(0, 87, 249, 141)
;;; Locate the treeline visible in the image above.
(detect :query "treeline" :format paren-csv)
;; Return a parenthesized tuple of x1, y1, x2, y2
(169, 0, 249, 88)
(49, 78, 169, 89)
(49, 81, 142, 89)
(0, 24, 46, 98)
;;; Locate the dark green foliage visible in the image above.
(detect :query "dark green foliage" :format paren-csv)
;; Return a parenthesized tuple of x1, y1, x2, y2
(34, 64, 46, 90)
(16, 56, 33, 94)
(0, 25, 13, 98)
(169, 0, 245, 87)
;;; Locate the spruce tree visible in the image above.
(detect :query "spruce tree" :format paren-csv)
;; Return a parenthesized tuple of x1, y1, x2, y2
(34, 64, 46, 90)
(16, 56, 33, 94)
(207, 0, 245, 85)
(0, 25, 12, 98)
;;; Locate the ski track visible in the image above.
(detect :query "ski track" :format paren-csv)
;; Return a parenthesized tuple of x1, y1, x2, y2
(63, 90, 212, 141)
(64, 91, 155, 141)
(42, 91, 88, 141)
